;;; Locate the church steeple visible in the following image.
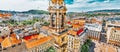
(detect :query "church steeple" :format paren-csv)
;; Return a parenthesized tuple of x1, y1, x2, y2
(48, 0, 67, 34)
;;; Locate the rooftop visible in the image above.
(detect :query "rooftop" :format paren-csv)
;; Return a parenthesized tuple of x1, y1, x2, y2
(112, 27, 120, 30)
(67, 21, 71, 25)
(23, 34, 38, 41)
(1, 35, 21, 48)
(107, 22, 120, 26)
(68, 30, 77, 36)
(72, 24, 81, 28)
(85, 23, 102, 32)
(25, 36, 52, 49)
(0, 37, 3, 43)
(0, 13, 12, 18)
(68, 28, 84, 36)
(77, 28, 84, 35)
(87, 17, 102, 24)
(107, 17, 120, 21)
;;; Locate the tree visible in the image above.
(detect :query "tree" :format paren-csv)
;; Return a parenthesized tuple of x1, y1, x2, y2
(2, 21, 6, 23)
(81, 44, 89, 52)
(45, 46, 55, 52)
(81, 39, 92, 52)
(85, 39, 92, 46)
(43, 22, 50, 26)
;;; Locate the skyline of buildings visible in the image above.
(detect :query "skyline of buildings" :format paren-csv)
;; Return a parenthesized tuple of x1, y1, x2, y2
(0, 0, 120, 52)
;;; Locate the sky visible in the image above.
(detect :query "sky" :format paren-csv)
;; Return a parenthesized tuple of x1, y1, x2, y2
(0, 0, 120, 12)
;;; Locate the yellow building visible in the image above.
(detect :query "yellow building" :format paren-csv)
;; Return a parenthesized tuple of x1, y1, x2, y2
(66, 18, 86, 52)
(24, 34, 55, 52)
(1, 33, 27, 52)
(106, 20, 120, 46)
(73, 19, 85, 26)
(48, 0, 68, 52)
(72, 18, 85, 31)
(67, 28, 87, 52)
(107, 27, 120, 46)
(67, 30, 80, 52)
(105, 21, 120, 31)
(86, 18, 102, 24)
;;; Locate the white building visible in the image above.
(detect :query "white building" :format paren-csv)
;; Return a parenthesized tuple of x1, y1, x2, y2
(85, 23, 102, 40)
(0, 26, 10, 36)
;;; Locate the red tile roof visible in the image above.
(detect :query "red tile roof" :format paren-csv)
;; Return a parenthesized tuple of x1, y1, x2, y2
(0, 37, 3, 43)
(77, 28, 84, 35)
(0, 13, 12, 18)
(67, 21, 71, 24)
(23, 34, 38, 41)
(1, 36, 21, 48)
(68, 30, 77, 36)
(26, 36, 52, 49)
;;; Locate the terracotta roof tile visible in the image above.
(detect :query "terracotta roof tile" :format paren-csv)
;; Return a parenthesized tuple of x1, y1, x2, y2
(73, 24, 80, 28)
(25, 36, 52, 49)
(1, 36, 21, 48)
(1, 37, 12, 48)
(112, 27, 120, 30)
(23, 34, 38, 41)
(0, 13, 12, 18)
(37, 34, 45, 39)
(10, 37, 21, 45)
(0, 37, 3, 43)
(68, 30, 77, 36)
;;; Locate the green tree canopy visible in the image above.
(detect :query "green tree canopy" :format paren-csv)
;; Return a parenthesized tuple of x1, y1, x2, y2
(45, 46, 55, 52)
(81, 39, 92, 52)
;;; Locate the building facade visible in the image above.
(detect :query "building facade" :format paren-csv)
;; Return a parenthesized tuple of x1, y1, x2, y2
(85, 23, 102, 40)
(48, 0, 67, 33)
(67, 30, 80, 52)
(25, 35, 55, 52)
(67, 28, 87, 52)
(106, 18, 120, 46)
(48, 0, 68, 52)
(107, 27, 120, 46)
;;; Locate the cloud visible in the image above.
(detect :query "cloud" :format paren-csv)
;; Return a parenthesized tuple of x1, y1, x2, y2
(0, 0, 119, 12)
(66, 0, 120, 12)
(87, 0, 114, 3)
(0, 0, 49, 11)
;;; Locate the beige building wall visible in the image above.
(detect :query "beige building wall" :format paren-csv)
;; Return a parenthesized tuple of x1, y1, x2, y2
(67, 35, 80, 52)
(107, 27, 120, 46)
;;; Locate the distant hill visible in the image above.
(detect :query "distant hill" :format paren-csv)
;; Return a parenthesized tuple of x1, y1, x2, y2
(0, 10, 49, 14)
(87, 9, 120, 13)
(1, 9, 120, 15)
(22, 10, 49, 14)
(67, 9, 120, 17)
